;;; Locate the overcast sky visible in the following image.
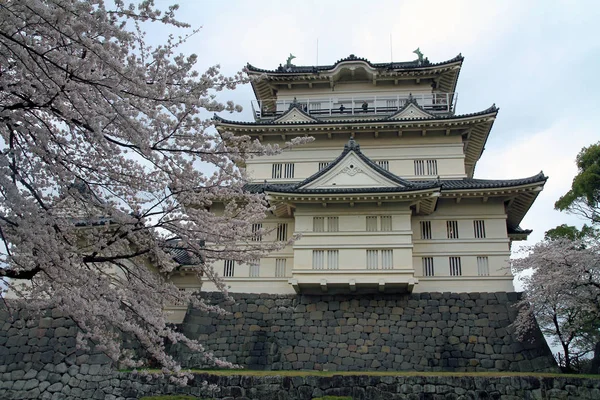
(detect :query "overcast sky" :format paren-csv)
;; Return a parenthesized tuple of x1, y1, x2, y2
(152, 0, 599, 249)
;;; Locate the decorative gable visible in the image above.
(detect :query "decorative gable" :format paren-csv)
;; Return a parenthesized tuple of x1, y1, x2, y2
(388, 102, 434, 120)
(273, 106, 320, 123)
(300, 152, 401, 189)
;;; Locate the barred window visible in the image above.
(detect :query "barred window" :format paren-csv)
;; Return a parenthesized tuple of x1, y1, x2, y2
(313, 250, 324, 270)
(327, 250, 339, 270)
(224, 260, 235, 277)
(313, 217, 324, 232)
(366, 250, 378, 270)
(276, 223, 288, 241)
(272, 163, 282, 179)
(386, 99, 398, 109)
(414, 159, 438, 175)
(313, 250, 338, 270)
(422, 257, 434, 276)
(309, 102, 321, 111)
(251, 223, 262, 241)
(380, 216, 392, 232)
(275, 258, 287, 277)
(447, 220, 459, 239)
(366, 216, 392, 232)
(366, 216, 378, 232)
(272, 163, 294, 179)
(477, 256, 489, 276)
(420, 221, 432, 239)
(327, 217, 339, 232)
(474, 220, 486, 238)
(427, 159, 438, 175)
(414, 160, 425, 175)
(381, 250, 393, 270)
(376, 160, 389, 171)
(449, 257, 462, 276)
(318, 162, 331, 171)
(249, 259, 260, 277)
(284, 163, 295, 178)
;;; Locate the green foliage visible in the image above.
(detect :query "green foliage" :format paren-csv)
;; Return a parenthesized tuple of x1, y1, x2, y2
(555, 142, 600, 223)
(545, 224, 598, 241)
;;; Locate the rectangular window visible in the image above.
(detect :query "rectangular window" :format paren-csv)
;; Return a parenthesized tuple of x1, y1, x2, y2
(272, 163, 294, 179)
(376, 160, 389, 171)
(275, 258, 287, 277)
(327, 250, 339, 270)
(474, 220, 486, 238)
(249, 259, 260, 277)
(318, 162, 331, 171)
(477, 256, 489, 276)
(366, 250, 378, 270)
(414, 160, 425, 175)
(380, 216, 392, 232)
(251, 223, 262, 241)
(414, 160, 438, 175)
(422, 257, 434, 276)
(224, 260, 235, 277)
(313, 250, 324, 270)
(447, 220, 459, 239)
(272, 163, 282, 179)
(327, 217, 339, 232)
(309, 102, 321, 111)
(382, 250, 393, 270)
(313, 217, 324, 232)
(420, 221, 432, 239)
(449, 257, 462, 276)
(366, 216, 378, 232)
(427, 159, 438, 175)
(386, 99, 398, 109)
(276, 223, 288, 241)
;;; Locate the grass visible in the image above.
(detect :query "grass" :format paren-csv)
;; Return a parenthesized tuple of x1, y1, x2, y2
(128, 369, 600, 379)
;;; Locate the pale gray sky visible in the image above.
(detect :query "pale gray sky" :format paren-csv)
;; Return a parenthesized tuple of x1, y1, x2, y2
(153, 0, 600, 248)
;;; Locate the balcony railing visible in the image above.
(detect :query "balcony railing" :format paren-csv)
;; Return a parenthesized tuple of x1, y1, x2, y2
(251, 93, 457, 120)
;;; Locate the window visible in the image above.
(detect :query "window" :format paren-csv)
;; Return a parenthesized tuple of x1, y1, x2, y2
(477, 256, 489, 276)
(449, 257, 462, 276)
(276, 223, 288, 241)
(313, 250, 338, 270)
(420, 221, 432, 239)
(386, 99, 398, 109)
(366, 216, 378, 232)
(251, 223, 262, 241)
(474, 220, 486, 238)
(224, 260, 235, 277)
(272, 163, 294, 179)
(414, 159, 438, 176)
(381, 250, 393, 270)
(447, 220, 459, 239)
(249, 259, 260, 277)
(366, 216, 392, 232)
(366, 250, 378, 270)
(313, 217, 324, 232)
(275, 258, 287, 277)
(309, 102, 321, 111)
(318, 162, 331, 171)
(327, 217, 339, 232)
(422, 257, 434, 276)
(376, 160, 389, 171)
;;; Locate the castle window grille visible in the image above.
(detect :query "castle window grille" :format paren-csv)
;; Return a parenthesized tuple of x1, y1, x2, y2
(474, 220, 486, 238)
(224, 260, 235, 277)
(376, 160, 390, 171)
(313, 217, 325, 232)
(422, 257, 435, 276)
(414, 160, 425, 175)
(381, 250, 393, 269)
(449, 257, 462, 276)
(426, 160, 438, 175)
(309, 102, 321, 111)
(284, 163, 295, 178)
(327, 250, 339, 270)
(318, 162, 331, 171)
(327, 217, 339, 232)
(276, 223, 288, 241)
(420, 221, 432, 239)
(380, 216, 392, 231)
(367, 250, 379, 270)
(477, 256, 490, 276)
(366, 216, 378, 232)
(272, 163, 282, 179)
(386, 99, 398, 109)
(313, 250, 324, 270)
(251, 223, 262, 241)
(249, 259, 260, 277)
(447, 220, 459, 239)
(275, 258, 287, 277)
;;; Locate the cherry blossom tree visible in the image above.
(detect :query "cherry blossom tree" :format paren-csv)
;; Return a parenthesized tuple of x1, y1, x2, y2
(0, 0, 307, 377)
(512, 239, 600, 372)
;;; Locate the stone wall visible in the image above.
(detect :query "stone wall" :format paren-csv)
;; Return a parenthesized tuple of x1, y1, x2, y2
(173, 292, 556, 372)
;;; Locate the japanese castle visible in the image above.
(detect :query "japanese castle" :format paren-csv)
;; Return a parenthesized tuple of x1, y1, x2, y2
(205, 52, 546, 295)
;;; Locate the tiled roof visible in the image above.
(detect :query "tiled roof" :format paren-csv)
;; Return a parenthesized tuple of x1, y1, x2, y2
(417, 172, 547, 190)
(246, 54, 464, 75)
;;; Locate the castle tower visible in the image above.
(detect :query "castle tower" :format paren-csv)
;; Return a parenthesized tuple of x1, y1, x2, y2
(210, 53, 546, 295)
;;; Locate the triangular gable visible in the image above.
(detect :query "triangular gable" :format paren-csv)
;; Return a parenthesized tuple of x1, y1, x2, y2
(273, 105, 320, 123)
(300, 151, 401, 189)
(388, 102, 434, 120)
